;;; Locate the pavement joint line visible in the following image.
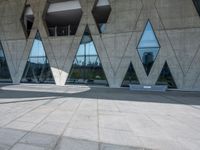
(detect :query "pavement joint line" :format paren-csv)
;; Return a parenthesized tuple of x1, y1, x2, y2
(161, 94, 200, 111)
(145, 113, 163, 128)
(0, 99, 53, 129)
(52, 99, 83, 150)
(1, 86, 200, 149)
(0, 97, 61, 104)
(152, 94, 200, 133)
(113, 101, 121, 113)
(97, 99, 101, 150)
(7, 98, 69, 150)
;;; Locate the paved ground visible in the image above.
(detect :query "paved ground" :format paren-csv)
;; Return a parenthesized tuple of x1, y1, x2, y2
(0, 84, 200, 150)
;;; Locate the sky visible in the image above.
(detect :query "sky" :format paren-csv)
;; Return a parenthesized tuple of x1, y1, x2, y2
(28, 23, 160, 65)
(138, 21, 160, 62)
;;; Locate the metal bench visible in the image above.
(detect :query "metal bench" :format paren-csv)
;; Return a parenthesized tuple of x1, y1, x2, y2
(129, 84, 168, 92)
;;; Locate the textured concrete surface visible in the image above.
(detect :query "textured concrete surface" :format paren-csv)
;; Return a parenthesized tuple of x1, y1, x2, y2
(0, 84, 200, 150)
(0, 0, 200, 90)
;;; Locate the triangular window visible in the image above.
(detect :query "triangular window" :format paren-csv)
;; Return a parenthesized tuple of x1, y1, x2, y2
(0, 42, 12, 83)
(193, 0, 200, 16)
(156, 62, 177, 89)
(121, 63, 139, 87)
(66, 26, 108, 86)
(137, 20, 160, 75)
(21, 32, 55, 83)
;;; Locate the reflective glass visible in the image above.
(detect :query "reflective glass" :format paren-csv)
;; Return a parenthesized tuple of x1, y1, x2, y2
(67, 26, 108, 86)
(156, 62, 177, 88)
(21, 32, 55, 84)
(21, 5, 34, 37)
(193, 0, 200, 16)
(0, 42, 12, 83)
(137, 20, 160, 75)
(77, 45, 84, 56)
(122, 63, 139, 87)
(92, 0, 111, 33)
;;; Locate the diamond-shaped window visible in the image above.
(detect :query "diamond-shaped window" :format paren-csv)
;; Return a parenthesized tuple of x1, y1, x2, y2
(0, 42, 12, 83)
(137, 20, 160, 76)
(21, 4, 34, 38)
(66, 25, 108, 86)
(21, 31, 55, 84)
(43, 0, 82, 36)
(92, 0, 111, 33)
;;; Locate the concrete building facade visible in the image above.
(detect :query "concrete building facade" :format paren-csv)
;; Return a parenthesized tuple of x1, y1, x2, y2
(0, 0, 200, 91)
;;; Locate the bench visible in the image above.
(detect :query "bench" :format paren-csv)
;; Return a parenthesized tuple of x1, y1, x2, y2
(129, 84, 168, 92)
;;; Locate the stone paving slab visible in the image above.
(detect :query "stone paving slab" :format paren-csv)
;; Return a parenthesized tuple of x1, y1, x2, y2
(0, 84, 200, 150)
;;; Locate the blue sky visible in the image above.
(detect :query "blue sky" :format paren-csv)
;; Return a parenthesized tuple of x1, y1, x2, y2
(138, 21, 160, 61)
(28, 23, 160, 65)
(138, 21, 160, 48)
(29, 38, 46, 64)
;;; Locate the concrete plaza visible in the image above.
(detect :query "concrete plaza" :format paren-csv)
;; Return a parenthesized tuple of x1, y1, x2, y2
(0, 84, 200, 150)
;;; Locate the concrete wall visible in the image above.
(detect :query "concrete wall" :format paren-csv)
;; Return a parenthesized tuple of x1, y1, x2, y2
(0, 0, 200, 91)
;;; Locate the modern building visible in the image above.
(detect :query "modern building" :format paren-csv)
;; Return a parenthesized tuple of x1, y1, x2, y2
(0, 0, 200, 90)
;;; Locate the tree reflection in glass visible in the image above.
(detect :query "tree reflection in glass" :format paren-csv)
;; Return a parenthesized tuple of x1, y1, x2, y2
(21, 32, 55, 83)
(122, 63, 139, 87)
(66, 26, 108, 86)
(0, 42, 12, 83)
(156, 62, 177, 88)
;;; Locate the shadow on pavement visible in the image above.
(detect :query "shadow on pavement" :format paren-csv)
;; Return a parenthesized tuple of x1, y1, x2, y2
(0, 127, 151, 150)
(0, 84, 200, 106)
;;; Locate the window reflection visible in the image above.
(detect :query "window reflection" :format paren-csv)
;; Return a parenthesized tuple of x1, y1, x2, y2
(122, 63, 139, 87)
(67, 26, 108, 85)
(156, 62, 177, 88)
(137, 20, 160, 75)
(21, 5, 34, 37)
(0, 42, 12, 83)
(21, 32, 55, 84)
(92, 0, 111, 33)
(193, 0, 200, 16)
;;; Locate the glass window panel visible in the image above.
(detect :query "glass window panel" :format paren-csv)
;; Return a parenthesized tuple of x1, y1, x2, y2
(99, 24, 106, 33)
(30, 38, 46, 57)
(137, 20, 160, 75)
(29, 57, 47, 64)
(138, 22, 159, 48)
(0, 42, 12, 83)
(74, 56, 85, 66)
(77, 44, 85, 56)
(86, 56, 99, 66)
(86, 42, 97, 55)
(81, 35, 92, 44)
(122, 63, 139, 87)
(92, 0, 111, 33)
(21, 32, 55, 84)
(193, 0, 200, 16)
(0, 50, 4, 57)
(67, 26, 108, 86)
(156, 62, 177, 88)
(138, 48, 159, 64)
(21, 5, 34, 38)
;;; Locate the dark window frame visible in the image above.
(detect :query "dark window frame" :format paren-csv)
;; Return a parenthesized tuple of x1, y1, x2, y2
(156, 62, 177, 89)
(66, 26, 108, 86)
(21, 31, 55, 84)
(0, 42, 12, 83)
(193, 0, 200, 16)
(136, 19, 161, 76)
